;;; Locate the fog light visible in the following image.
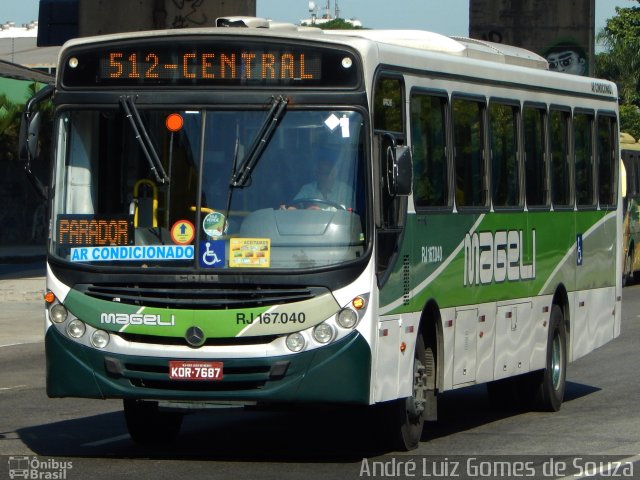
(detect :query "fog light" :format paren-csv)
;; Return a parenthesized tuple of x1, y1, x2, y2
(50, 304, 68, 324)
(285, 332, 306, 352)
(337, 308, 358, 329)
(313, 323, 334, 343)
(66, 319, 86, 338)
(91, 330, 110, 348)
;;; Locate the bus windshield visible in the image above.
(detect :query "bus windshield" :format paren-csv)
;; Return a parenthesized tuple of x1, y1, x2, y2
(51, 106, 367, 270)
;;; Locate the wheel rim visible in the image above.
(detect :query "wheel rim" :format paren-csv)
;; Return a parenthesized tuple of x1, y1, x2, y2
(408, 356, 427, 420)
(550, 332, 563, 390)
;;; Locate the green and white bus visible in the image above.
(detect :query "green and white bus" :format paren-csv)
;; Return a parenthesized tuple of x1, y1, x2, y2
(21, 18, 621, 451)
(621, 132, 640, 285)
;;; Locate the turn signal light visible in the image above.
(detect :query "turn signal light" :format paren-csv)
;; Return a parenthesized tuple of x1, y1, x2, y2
(44, 291, 56, 304)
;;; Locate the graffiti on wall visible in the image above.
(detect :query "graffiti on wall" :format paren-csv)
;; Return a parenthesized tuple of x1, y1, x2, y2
(473, 28, 590, 77)
(171, 0, 208, 28)
(543, 41, 588, 76)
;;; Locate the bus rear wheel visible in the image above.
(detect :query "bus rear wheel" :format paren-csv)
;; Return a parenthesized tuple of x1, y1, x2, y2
(123, 399, 183, 444)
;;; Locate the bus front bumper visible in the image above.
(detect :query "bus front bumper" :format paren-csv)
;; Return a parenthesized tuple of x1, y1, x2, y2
(45, 327, 371, 405)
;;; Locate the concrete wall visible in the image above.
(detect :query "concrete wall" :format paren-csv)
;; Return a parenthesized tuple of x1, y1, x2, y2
(469, 0, 595, 76)
(79, 0, 256, 36)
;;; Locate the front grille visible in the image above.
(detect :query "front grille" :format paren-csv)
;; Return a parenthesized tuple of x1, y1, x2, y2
(75, 283, 326, 309)
(116, 332, 279, 347)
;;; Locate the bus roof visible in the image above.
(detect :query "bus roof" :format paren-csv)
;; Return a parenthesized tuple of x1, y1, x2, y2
(57, 17, 617, 100)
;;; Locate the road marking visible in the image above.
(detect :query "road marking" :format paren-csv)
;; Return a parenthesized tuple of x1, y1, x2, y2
(0, 385, 27, 391)
(82, 434, 130, 447)
(0, 341, 43, 348)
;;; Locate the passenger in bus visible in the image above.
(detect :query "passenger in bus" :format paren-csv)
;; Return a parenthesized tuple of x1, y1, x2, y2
(289, 155, 355, 210)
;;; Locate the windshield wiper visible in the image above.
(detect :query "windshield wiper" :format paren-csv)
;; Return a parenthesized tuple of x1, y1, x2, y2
(120, 96, 170, 184)
(230, 95, 288, 188)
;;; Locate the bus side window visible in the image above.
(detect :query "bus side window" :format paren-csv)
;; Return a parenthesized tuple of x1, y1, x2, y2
(550, 108, 571, 207)
(410, 91, 448, 208)
(374, 74, 406, 230)
(489, 101, 519, 208)
(374, 74, 407, 284)
(597, 114, 617, 207)
(453, 96, 487, 208)
(574, 111, 595, 207)
(374, 77, 404, 134)
(523, 105, 548, 207)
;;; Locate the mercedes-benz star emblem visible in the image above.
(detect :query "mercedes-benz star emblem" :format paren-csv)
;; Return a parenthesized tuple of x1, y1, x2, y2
(185, 326, 206, 347)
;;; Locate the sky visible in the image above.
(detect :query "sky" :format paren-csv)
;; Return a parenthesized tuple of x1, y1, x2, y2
(1, 0, 637, 38)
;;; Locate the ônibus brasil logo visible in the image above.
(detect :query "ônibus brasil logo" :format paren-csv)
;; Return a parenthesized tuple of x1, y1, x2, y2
(8, 456, 73, 479)
(464, 229, 536, 286)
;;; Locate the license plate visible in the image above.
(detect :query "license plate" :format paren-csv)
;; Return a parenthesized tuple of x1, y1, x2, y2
(169, 361, 223, 380)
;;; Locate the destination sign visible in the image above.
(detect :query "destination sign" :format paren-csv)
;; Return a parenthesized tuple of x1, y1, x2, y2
(58, 214, 132, 246)
(61, 39, 359, 88)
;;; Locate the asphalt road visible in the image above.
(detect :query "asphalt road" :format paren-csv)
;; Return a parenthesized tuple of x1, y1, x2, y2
(1, 275, 640, 480)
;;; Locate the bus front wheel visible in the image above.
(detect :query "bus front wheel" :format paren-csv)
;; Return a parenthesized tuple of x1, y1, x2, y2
(123, 399, 183, 444)
(533, 305, 567, 411)
(383, 334, 428, 451)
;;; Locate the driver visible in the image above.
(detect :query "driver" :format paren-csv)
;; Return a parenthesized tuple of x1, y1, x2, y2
(291, 155, 355, 210)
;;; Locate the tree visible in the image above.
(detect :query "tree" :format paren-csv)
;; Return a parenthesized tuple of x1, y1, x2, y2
(0, 93, 23, 162)
(303, 18, 362, 30)
(620, 104, 640, 140)
(596, 4, 640, 135)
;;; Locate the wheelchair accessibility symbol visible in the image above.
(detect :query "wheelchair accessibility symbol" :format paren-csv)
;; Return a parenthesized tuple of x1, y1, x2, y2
(199, 241, 225, 268)
(576, 234, 583, 266)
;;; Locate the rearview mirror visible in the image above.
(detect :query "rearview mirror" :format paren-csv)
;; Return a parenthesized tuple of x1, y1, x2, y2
(386, 144, 412, 197)
(18, 85, 54, 200)
(19, 110, 41, 163)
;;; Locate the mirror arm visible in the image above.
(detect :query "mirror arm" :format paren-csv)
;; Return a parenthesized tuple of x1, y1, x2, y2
(24, 84, 54, 117)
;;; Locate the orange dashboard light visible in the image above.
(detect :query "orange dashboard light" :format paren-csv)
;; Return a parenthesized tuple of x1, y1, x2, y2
(44, 291, 56, 304)
(166, 113, 184, 132)
(352, 296, 366, 310)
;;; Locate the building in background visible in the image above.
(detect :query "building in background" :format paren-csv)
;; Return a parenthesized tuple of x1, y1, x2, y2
(38, 0, 256, 44)
(300, 0, 362, 27)
(469, 0, 596, 76)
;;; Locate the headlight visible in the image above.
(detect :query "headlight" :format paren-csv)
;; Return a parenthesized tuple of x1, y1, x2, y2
(285, 332, 306, 352)
(313, 323, 334, 343)
(337, 308, 358, 329)
(66, 319, 86, 338)
(91, 330, 110, 348)
(49, 304, 68, 324)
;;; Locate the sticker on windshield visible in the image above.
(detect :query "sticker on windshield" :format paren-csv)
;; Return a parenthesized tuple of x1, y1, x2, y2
(324, 113, 350, 138)
(203, 212, 227, 238)
(229, 238, 270, 268)
(199, 240, 225, 268)
(170, 220, 195, 245)
(70, 245, 194, 262)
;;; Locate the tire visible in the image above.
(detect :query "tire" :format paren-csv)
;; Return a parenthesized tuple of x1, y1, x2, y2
(384, 334, 429, 451)
(123, 399, 183, 444)
(533, 304, 567, 411)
